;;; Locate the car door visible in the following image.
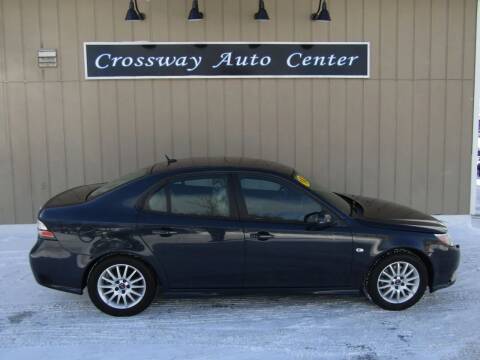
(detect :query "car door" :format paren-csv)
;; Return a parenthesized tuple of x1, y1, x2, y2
(137, 173, 244, 289)
(235, 173, 353, 289)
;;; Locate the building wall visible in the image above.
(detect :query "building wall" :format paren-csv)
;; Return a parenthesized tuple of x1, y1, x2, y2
(0, 0, 476, 223)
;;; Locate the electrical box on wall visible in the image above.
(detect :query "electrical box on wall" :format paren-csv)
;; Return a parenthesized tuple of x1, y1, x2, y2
(37, 49, 57, 68)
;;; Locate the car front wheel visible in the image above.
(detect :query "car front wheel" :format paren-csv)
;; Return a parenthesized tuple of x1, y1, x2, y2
(367, 252, 428, 311)
(87, 256, 157, 316)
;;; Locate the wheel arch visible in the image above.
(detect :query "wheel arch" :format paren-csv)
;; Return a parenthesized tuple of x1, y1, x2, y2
(82, 252, 165, 291)
(364, 247, 434, 290)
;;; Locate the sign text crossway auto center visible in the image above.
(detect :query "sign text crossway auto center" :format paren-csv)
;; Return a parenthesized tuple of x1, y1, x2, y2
(84, 42, 370, 79)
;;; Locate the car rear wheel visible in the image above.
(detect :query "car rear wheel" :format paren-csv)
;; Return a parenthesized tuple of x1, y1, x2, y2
(87, 256, 157, 316)
(366, 252, 427, 311)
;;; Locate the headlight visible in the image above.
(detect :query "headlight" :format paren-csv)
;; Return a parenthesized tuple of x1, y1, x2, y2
(435, 233, 453, 246)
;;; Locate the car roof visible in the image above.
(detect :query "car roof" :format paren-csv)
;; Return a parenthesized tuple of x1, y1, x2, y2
(151, 157, 294, 178)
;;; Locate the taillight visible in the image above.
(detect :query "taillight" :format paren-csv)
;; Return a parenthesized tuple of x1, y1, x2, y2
(37, 220, 56, 240)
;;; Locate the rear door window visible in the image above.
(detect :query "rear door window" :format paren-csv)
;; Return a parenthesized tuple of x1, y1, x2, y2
(170, 177, 230, 217)
(145, 175, 231, 218)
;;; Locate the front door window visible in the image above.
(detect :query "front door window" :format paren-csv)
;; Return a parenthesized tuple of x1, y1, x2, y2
(239, 176, 321, 222)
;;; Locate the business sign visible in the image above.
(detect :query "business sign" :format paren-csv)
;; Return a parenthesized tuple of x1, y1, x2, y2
(84, 42, 370, 79)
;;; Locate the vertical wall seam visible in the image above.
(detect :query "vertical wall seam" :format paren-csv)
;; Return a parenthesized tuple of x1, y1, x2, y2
(239, 0, 244, 156)
(39, 0, 53, 199)
(343, 0, 347, 191)
(409, 0, 417, 208)
(441, 0, 450, 212)
(167, 2, 174, 157)
(393, 0, 399, 203)
(376, 0, 382, 198)
(0, 0, 5, 82)
(74, 0, 86, 185)
(310, 0, 314, 178)
(56, 0, 68, 186)
(459, 80, 466, 212)
(426, 0, 433, 212)
(112, 0, 122, 174)
(131, 61, 139, 164)
(148, 1, 156, 162)
(203, 1, 208, 157)
(293, 0, 297, 168)
(41, 85, 52, 199)
(202, 0, 208, 156)
(360, 0, 365, 194)
(256, 1, 261, 160)
(276, 0, 279, 163)
(186, 61, 193, 155)
(326, 14, 330, 188)
(4, 86, 17, 223)
(19, 0, 26, 82)
(1, 0, 17, 223)
(20, 0, 36, 220)
(221, 0, 226, 155)
(275, 1, 279, 162)
(186, 0, 193, 157)
(93, 0, 104, 181)
(222, 0, 227, 155)
(409, 82, 415, 207)
(457, 0, 467, 212)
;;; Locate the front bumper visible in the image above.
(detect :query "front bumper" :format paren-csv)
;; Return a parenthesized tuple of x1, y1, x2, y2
(29, 237, 91, 294)
(430, 243, 460, 292)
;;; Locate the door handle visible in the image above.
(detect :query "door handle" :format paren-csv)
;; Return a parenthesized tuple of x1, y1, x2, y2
(250, 231, 274, 241)
(152, 228, 178, 237)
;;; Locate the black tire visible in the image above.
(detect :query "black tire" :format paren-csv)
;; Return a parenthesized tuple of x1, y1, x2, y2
(87, 255, 157, 316)
(366, 251, 428, 311)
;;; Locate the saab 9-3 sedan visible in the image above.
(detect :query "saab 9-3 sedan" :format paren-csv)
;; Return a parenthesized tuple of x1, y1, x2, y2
(30, 157, 460, 316)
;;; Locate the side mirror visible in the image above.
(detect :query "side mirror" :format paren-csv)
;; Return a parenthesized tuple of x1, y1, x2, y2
(304, 211, 334, 228)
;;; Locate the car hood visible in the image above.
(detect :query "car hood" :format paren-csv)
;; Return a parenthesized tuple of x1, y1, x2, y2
(347, 194, 447, 233)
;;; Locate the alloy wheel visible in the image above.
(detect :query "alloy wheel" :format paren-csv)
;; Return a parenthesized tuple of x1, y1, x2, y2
(377, 261, 420, 304)
(97, 264, 147, 309)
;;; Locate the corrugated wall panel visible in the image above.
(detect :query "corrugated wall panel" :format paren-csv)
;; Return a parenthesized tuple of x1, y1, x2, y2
(345, 0, 364, 196)
(0, 0, 476, 223)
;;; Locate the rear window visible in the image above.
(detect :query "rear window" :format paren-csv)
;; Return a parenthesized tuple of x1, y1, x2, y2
(88, 167, 150, 199)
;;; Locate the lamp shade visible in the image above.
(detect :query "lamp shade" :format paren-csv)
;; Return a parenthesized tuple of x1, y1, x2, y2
(254, 0, 270, 21)
(312, 0, 331, 21)
(188, 0, 204, 21)
(125, 0, 145, 21)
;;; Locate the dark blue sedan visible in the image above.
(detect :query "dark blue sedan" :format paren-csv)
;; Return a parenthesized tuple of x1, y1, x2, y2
(30, 157, 460, 316)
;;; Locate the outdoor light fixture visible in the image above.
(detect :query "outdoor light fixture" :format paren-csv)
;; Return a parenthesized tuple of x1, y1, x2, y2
(125, 0, 145, 21)
(188, 0, 204, 21)
(254, 0, 270, 21)
(312, 0, 331, 21)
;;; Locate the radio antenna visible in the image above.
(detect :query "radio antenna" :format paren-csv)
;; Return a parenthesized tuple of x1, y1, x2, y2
(165, 154, 177, 165)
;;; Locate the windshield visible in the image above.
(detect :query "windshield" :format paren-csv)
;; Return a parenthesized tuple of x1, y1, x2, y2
(301, 177, 351, 215)
(312, 187, 351, 215)
(88, 167, 150, 199)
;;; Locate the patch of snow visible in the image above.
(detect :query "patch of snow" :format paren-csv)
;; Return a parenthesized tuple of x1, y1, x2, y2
(0, 217, 479, 359)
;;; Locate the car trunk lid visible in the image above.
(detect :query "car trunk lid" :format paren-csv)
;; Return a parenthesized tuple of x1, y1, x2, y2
(42, 184, 103, 208)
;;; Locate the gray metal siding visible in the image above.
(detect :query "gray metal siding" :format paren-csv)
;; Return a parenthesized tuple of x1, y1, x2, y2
(0, 0, 476, 223)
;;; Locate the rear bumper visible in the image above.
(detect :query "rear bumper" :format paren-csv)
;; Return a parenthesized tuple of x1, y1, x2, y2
(29, 237, 91, 294)
(430, 244, 460, 292)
